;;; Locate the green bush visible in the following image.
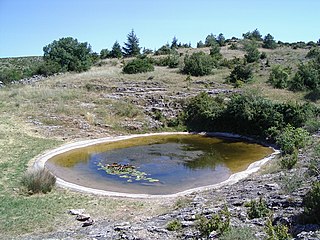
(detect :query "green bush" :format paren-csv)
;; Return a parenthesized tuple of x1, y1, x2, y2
(122, 58, 154, 74)
(182, 52, 214, 76)
(197, 205, 230, 237)
(229, 64, 253, 83)
(263, 34, 277, 49)
(167, 54, 180, 68)
(20, 168, 56, 194)
(243, 40, 260, 63)
(37, 60, 62, 76)
(280, 149, 298, 169)
(43, 37, 93, 72)
(265, 215, 290, 240)
(268, 65, 290, 89)
(155, 44, 174, 55)
(246, 198, 270, 219)
(275, 125, 310, 154)
(290, 64, 319, 91)
(303, 181, 320, 224)
(183, 92, 317, 148)
(0, 68, 23, 84)
(166, 219, 182, 231)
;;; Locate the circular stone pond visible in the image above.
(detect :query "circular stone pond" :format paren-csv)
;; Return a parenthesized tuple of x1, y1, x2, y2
(42, 133, 276, 196)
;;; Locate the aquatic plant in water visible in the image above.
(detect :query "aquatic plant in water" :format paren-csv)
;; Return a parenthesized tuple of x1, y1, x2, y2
(97, 162, 159, 183)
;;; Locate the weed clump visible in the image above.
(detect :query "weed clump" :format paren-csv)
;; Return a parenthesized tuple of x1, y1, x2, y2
(166, 219, 182, 231)
(20, 168, 56, 194)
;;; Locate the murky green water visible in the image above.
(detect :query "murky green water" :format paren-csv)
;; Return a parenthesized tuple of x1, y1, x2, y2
(46, 134, 273, 195)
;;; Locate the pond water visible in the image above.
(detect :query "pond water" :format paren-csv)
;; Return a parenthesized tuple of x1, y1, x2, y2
(46, 134, 273, 195)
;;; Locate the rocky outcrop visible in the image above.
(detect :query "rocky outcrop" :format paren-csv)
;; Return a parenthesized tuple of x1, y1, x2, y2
(23, 154, 320, 239)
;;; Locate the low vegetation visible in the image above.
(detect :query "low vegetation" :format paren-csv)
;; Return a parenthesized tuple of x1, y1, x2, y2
(196, 205, 230, 237)
(245, 198, 270, 219)
(122, 57, 154, 74)
(20, 168, 56, 194)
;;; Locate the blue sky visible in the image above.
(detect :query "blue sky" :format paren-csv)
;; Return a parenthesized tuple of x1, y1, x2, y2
(0, 0, 319, 57)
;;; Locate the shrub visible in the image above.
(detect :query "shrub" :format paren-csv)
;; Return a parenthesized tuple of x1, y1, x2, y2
(243, 40, 260, 63)
(0, 68, 23, 84)
(37, 60, 62, 76)
(155, 44, 174, 55)
(20, 168, 56, 194)
(243, 29, 263, 41)
(279, 149, 298, 169)
(280, 172, 304, 194)
(100, 49, 110, 59)
(268, 65, 290, 89)
(166, 219, 182, 231)
(43, 37, 93, 72)
(290, 61, 319, 91)
(182, 52, 214, 76)
(260, 52, 267, 59)
(263, 34, 277, 49)
(220, 227, 257, 240)
(246, 198, 270, 219)
(167, 54, 180, 68)
(122, 58, 154, 74)
(275, 125, 310, 154)
(184, 92, 225, 131)
(303, 181, 320, 224)
(229, 43, 238, 50)
(265, 215, 290, 240)
(229, 64, 253, 83)
(197, 205, 230, 237)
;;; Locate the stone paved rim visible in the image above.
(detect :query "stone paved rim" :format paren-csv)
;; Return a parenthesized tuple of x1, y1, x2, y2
(32, 132, 280, 199)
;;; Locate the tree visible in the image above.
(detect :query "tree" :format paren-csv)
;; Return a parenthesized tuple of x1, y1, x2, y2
(123, 29, 141, 57)
(205, 33, 217, 47)
(100, 49, 110, 59)
(244, 40, 260, 63)
(210, 43, 222, 65)
(263, 34, 277, 49)
(243, 29, 262, 41)
(197, 40, 205, 48)
(171, 36, 178, 49)
(229, 64, 253, 83)
(216, 33, 226, 46)
(110, 41, 123, 58)
(43, 37, 93, 72)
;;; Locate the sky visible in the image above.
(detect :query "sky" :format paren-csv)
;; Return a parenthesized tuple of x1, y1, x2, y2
(0, 0, 319, 58)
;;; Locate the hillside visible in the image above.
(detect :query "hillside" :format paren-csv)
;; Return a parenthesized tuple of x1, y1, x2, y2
(0, 42, 319, 239)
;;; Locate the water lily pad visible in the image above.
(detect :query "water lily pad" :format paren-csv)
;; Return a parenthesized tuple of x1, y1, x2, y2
(97, 162, 159, 183)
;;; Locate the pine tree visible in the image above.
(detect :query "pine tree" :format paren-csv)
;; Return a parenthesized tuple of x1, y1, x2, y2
(123, 29, 141, 57)
(110, 41, 122, 58)
(216, 33, 226, 46)
(171, 36, 178, 49)
(263, 34, 277, 49)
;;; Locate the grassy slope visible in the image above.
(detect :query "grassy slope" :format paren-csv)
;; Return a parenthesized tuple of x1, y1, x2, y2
(0, 44, 318, 237)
